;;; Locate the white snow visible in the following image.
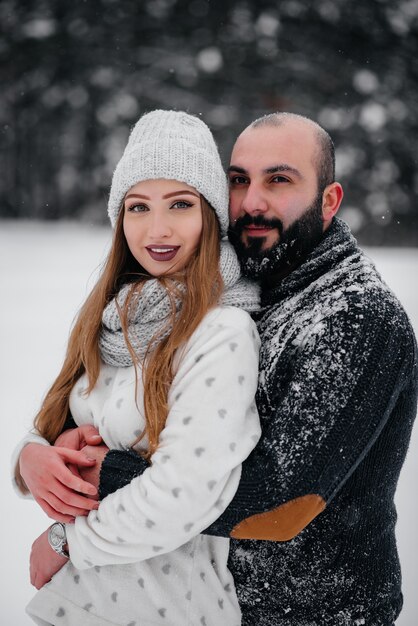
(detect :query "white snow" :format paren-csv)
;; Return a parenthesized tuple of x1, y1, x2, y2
(0, 220, 417, 625)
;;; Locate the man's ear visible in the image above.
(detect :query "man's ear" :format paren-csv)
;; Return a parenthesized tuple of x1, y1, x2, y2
(322, 182, 344, 228)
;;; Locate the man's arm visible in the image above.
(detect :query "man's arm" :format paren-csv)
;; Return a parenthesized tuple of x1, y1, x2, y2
(206, 293, 417, 539)
(97, 449, 149, 500)
(98, 292, 417, 541)
(54, 414, 149, 499)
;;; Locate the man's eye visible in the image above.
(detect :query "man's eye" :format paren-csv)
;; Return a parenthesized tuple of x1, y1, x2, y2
(229, 176, 248, 185)
(271, 176, 290, 183)
(127, 204, 148, 212)
(171, 200, 192, 209)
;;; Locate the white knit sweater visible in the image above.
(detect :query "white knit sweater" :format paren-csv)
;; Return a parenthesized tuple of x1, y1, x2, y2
(19, 306, 260, 626)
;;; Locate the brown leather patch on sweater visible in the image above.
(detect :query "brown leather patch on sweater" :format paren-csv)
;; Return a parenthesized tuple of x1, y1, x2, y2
(230, 494, 326, 541)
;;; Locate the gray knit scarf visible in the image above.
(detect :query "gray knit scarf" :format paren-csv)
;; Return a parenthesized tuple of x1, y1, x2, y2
(99, 241, 260, 367)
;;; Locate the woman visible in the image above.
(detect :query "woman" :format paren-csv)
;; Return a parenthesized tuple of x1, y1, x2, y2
(13, 110, 260, 625)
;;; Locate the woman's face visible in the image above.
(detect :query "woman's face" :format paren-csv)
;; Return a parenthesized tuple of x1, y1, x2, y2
(123, 179, 203, 276)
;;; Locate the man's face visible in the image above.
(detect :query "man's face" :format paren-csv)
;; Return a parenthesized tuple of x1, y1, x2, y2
(228, 122, 325, 280)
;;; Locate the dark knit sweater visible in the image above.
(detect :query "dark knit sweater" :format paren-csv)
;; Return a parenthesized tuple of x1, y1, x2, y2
(97, 219, 418, 626)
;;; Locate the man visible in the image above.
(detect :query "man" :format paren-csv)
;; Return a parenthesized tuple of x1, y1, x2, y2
(23, 113, 418, 625)
(96, 113, 418, 624)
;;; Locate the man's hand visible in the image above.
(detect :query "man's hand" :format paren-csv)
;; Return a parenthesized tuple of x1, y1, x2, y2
(20, 443, 100, 523)
(55, 425, 109, 497)
(77, 444, 110, 497)
(55, 426, 108, 499)
(54, 424, 102, 450)
(30, 528, 68, 590)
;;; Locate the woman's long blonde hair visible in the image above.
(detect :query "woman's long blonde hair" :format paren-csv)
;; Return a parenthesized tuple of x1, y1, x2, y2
(33, 197, 223, 458)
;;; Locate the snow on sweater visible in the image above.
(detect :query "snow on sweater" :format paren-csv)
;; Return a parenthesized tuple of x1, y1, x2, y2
(214, 220, 418, 625)
(21, 306, 261, 626)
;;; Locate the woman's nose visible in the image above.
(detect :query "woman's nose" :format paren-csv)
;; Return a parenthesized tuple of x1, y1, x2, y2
(148, 214, 173, 239)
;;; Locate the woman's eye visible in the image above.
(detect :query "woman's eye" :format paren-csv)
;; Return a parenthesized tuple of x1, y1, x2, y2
(127, 204, 148, 213)
(171, 200, 192, 209)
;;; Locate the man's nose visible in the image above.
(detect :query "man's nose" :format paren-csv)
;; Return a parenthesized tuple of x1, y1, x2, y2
(241, 183, 269, 215)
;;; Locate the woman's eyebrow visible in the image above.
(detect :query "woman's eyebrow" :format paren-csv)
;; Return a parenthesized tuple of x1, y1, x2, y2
(125, 193, 150, 200)
(124, 190, 199, 201)
(162, 190, 200, 199)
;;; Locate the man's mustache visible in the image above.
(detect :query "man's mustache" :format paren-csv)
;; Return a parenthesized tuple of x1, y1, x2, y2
(231, 213, 283, 235)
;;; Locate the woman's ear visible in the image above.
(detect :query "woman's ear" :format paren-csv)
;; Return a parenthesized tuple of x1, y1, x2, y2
(322, 182, 344, 228)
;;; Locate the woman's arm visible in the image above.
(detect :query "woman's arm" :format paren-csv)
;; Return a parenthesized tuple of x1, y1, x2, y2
(66, 309, 261, 569)
(96, 292, 418, 544)
(30, 529, 69, 590)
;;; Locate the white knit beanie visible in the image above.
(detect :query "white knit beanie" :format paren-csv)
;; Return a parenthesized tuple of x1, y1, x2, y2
(108, 110, 229, 236)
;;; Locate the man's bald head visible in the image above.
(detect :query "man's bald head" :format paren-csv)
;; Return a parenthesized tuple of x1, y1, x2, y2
(248, 112, 335, 194)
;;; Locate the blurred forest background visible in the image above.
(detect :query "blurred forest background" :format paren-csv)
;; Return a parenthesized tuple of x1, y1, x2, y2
(1, 0, 418, 245)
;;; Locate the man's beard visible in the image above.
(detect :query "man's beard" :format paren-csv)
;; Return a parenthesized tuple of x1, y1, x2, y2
(228, 192, 324, 282)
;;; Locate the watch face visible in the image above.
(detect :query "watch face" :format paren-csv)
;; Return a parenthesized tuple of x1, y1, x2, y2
(49, 524, 65, 548)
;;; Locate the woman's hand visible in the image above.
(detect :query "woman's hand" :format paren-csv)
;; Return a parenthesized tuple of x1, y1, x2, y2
(19, 441, 100, 522)
(30, 528, 68, 589)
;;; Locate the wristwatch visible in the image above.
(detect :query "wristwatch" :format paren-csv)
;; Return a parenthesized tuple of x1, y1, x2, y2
(48, 522, 69, 558)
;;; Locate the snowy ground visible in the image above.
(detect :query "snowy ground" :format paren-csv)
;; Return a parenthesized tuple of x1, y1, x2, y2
(1, 220, 417, 626)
